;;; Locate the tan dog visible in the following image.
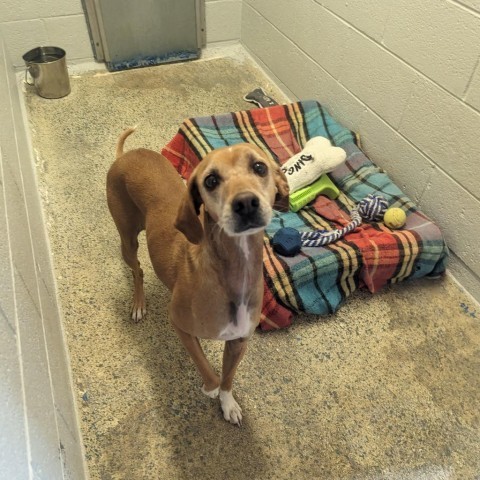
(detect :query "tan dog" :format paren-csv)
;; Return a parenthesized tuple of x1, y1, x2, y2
(106, 128, 289, 425)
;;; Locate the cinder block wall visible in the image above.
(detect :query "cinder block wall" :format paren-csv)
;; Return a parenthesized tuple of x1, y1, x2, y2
(0, 0, 242, 68)
(241, 0, 480, 302)
(0, 0, 93, 67)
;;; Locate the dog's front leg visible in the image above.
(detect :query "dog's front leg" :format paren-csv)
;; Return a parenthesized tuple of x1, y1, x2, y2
(171, 323, 221, 395)
(220, 337, 248, 426)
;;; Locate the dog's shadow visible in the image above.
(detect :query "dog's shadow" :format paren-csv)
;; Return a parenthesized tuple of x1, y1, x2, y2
(101, 265, 267, 479)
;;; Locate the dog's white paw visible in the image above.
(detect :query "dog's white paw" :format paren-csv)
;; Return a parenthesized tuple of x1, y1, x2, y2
(219, 389, 243, 426)
(201, 385, 219, 398)
(131, 306, 146, 322)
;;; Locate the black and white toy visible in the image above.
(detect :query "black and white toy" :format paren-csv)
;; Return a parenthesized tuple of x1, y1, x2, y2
(244, 88, 279, 108)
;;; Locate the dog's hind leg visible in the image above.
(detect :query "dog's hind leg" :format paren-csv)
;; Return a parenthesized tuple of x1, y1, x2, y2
(107, 172, 146, 322)
(121, 231, 146, 322)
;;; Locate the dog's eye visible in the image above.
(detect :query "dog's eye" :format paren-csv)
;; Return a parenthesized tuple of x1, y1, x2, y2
(204, 174, 220, 190)
(253, 161, 268, 177)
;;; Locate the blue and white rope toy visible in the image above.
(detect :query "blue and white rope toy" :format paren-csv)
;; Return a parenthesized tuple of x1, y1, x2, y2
(300, 209, 362, 247)
(357, 193, 389, 222)
(272, 194, 388, 257)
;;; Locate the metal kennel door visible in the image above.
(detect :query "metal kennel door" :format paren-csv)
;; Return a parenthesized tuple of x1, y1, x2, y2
(82, 0, 205, 71)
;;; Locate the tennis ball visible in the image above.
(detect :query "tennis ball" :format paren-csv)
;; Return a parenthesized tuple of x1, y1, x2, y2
(383, 208, 406, 229)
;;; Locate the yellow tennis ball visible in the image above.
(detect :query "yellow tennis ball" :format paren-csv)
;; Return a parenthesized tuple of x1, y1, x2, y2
(384, 208, 406, 229)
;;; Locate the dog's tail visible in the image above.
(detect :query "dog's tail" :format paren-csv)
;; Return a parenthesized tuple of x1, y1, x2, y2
(116, 126, 137, 159)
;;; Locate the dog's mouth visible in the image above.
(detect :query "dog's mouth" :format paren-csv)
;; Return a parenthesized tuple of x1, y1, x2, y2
(221, 211, 271, 237)
(233, 219, 267, 235)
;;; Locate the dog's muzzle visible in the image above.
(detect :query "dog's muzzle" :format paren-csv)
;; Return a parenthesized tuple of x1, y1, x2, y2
(231, 192, 267, 233)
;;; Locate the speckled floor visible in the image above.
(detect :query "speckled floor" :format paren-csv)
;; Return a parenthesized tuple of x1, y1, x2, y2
(24, 49, 480, 480)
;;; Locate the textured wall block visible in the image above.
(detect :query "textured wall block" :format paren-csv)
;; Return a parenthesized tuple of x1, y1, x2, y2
(383, 0, 480, 97)
(2, 19, 49, 67)
(319, 0, 391, 41)
(465, 64, 480, 111)
(2, 159, 42, 311)
(399, 78, 480, 196)
(242, 4, 367, 132)
(0, 191, 16, 332)
(0, 319, 30, 480)
(44, 15, 93, 60)
(245, 0, 355, 79)
(359, 109, 434, 204)
(206, 0, 242, 43)
(456, 0, 480, 13)
(419, 168, 480, 278)
(0, 0, 83, 23)
(338, 32, 420, 128)
(14, 274, 64, 480)
(448, 253, 480, 305)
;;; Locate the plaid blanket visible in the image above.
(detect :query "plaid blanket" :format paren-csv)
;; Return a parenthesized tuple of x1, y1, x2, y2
(162, 101, 449, 330)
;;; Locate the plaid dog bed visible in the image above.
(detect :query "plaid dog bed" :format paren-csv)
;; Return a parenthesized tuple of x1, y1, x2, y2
(162, 101, 449, 330)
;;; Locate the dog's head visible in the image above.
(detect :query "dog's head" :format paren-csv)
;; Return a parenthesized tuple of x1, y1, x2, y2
(175, 143, 289, 244)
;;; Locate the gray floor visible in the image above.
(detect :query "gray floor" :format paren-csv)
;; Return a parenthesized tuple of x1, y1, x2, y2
(24, 52, 480, 480)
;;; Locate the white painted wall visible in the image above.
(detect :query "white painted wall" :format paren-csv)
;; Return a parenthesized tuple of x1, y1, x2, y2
(0, 34, 87, 479)
(241, 0, 480, 303)
(0, 0, 242, 68)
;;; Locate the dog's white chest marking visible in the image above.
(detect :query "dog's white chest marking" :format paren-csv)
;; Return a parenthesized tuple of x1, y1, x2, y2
(219, 301, 251, 340)
(218, 235, 252, 341)
(239, 235, 250, 261)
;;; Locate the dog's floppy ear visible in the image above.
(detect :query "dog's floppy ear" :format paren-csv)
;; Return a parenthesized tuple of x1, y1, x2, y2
(272, 162, 290, 212)
(175, 173, 204, 244)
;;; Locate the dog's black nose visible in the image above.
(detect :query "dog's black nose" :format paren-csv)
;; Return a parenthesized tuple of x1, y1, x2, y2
(232, 193, 260, 219)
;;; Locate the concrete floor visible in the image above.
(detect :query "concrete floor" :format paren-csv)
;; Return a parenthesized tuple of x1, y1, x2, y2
(24, 50, 480, 480)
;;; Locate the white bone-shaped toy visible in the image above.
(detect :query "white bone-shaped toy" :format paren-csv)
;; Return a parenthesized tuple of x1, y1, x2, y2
(281, 136, 346, 193)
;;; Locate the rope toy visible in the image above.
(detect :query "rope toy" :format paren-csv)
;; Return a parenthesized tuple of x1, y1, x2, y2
(272, 194, 388, 257)
(300, 209, 362, 247)
(357, 193, 389, 222)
